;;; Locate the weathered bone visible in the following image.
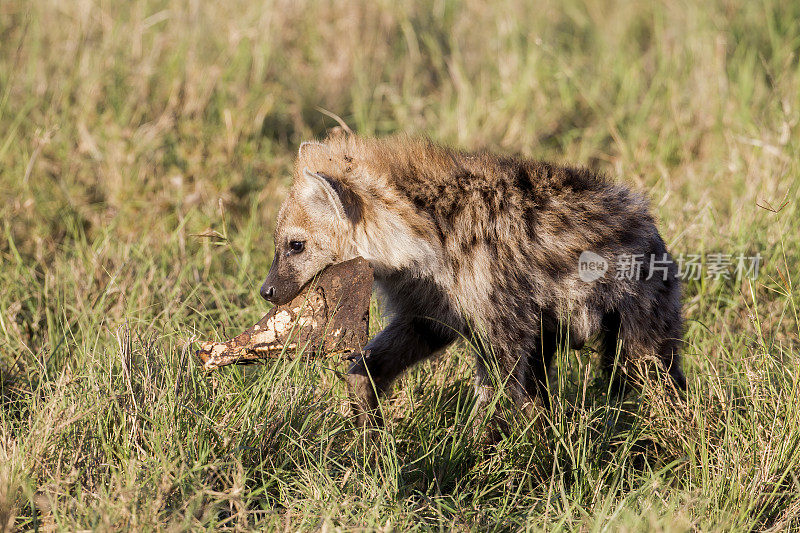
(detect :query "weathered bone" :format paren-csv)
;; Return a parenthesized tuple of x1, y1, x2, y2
(195, 257, 372, 371)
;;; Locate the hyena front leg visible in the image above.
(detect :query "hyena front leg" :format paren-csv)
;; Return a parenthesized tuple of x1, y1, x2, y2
(346, 316, 457, 427)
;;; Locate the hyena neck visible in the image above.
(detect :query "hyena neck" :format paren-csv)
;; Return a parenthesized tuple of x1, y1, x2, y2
(322, 139, 442, 279)
(344, 212, 440, 280)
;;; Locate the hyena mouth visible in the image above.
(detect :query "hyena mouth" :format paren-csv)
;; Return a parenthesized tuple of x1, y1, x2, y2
(197, 258, 373, 370)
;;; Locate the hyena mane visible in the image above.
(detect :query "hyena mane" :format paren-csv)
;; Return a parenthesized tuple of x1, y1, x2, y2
(261, 134, 686, 431)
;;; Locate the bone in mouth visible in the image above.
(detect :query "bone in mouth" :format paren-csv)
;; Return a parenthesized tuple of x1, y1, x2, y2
(195, 257, 372, 371)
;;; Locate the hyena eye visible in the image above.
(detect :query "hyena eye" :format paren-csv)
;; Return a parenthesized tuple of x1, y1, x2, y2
(288, 240, 305, 253)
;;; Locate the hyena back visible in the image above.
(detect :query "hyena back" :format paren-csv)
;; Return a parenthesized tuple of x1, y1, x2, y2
(261, 134, 686, 429)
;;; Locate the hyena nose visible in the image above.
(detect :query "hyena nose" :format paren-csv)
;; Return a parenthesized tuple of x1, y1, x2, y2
(260, 285, 275, 302)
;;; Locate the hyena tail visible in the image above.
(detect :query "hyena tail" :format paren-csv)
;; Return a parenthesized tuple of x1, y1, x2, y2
(600, 310, 687, 394)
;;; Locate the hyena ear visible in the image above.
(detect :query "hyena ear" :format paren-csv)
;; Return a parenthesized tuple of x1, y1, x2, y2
(298, 141, 328, 160)
(301, 167, 363, 224)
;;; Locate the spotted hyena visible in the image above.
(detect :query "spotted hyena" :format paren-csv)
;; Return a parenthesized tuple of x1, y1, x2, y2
(261, 134, 686, 431)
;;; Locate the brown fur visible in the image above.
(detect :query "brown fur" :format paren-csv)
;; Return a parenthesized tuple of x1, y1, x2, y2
(261, 134, 686, 432)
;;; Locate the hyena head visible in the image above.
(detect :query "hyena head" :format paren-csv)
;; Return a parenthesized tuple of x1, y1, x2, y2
(260, 141, 363, 305)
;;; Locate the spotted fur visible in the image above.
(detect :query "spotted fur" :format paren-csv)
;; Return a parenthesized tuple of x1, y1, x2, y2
(261, 134, 686, 431)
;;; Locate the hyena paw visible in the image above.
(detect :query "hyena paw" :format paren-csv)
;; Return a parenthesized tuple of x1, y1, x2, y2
(345, 352, 384, 429)
(470, 397, 506, 446)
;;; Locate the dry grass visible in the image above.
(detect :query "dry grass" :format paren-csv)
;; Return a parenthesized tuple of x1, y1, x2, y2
(1, 0, 799, 530)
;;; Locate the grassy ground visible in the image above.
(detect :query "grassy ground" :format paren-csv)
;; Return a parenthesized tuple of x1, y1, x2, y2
(1, 0, 799, 530)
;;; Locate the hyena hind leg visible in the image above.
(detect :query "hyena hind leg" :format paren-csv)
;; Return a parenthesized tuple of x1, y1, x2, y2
(523, 329, 559, 410)
(472, 328, 557, 442)
(346, 316, 457, 427)
(599, 310, 627, 399)
(660, 335, 687, 391)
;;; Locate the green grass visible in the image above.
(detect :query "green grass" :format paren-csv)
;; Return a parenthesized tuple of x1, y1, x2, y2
(1, 0, 799, 530)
